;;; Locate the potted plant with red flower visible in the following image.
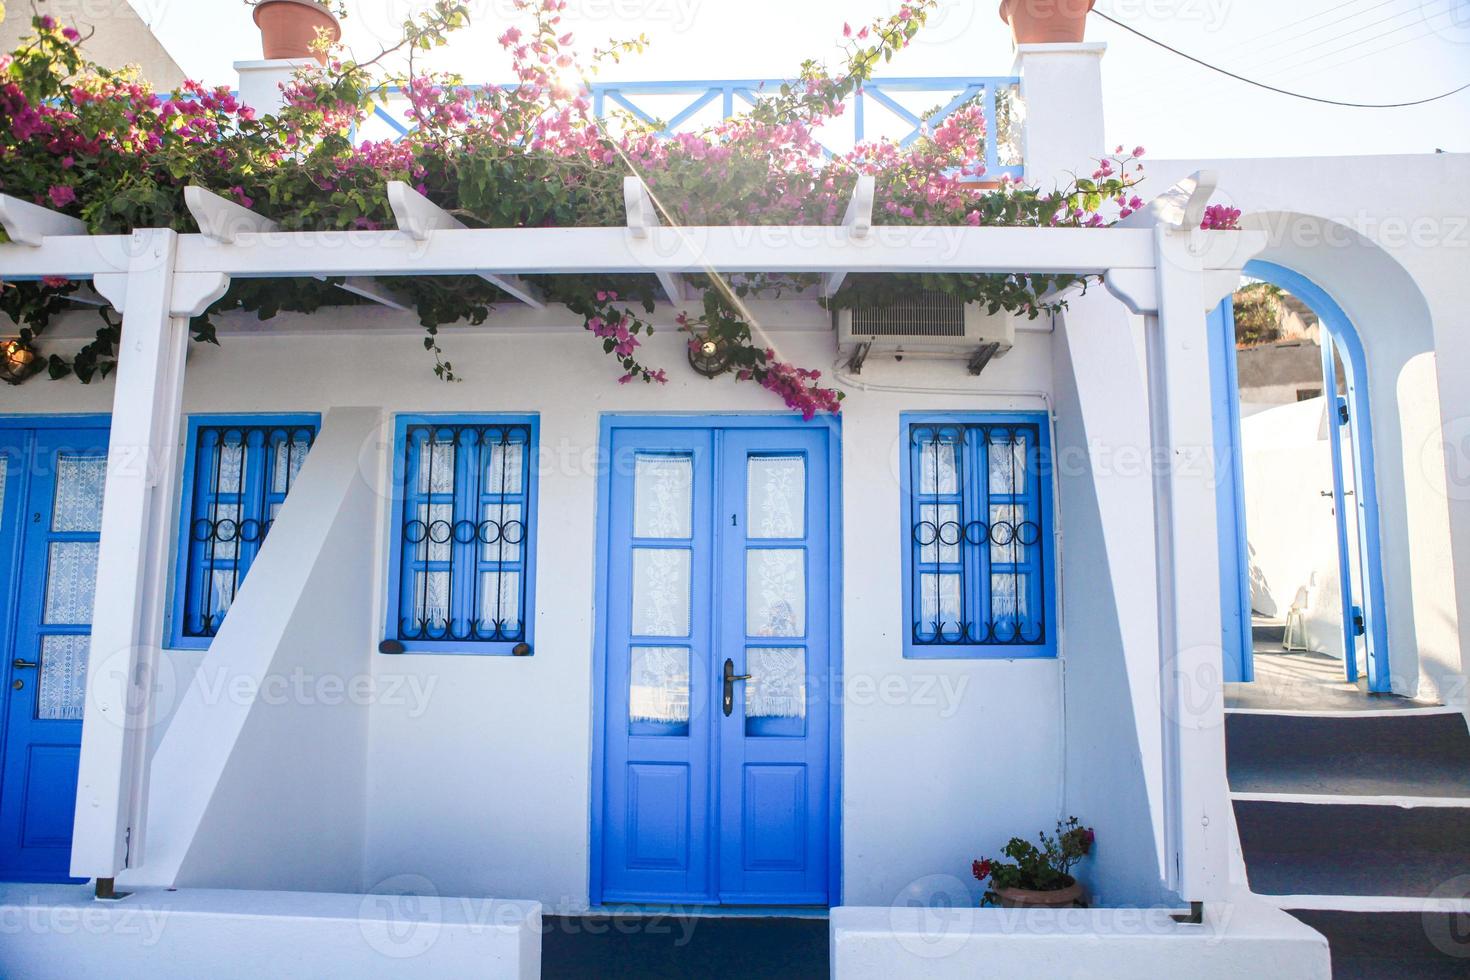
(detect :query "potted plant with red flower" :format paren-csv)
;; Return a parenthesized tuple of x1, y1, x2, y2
(972, 816, 1095, 908)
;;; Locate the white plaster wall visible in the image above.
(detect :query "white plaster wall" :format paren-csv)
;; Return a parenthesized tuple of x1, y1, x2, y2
(1239, 398, 1343, 656)
(0, 311, 1083, 908)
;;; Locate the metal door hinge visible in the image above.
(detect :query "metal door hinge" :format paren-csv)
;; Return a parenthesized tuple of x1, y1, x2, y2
(1351, 605, 1366, 636)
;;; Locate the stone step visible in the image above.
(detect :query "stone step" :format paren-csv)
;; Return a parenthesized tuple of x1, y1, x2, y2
(1236, 800, 1470, 898)
(1227, 712, 1470, 798)
(1289, 910, 1470, 979)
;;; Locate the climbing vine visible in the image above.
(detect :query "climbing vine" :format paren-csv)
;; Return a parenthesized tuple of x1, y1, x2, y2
(0, 0, 1178, 415)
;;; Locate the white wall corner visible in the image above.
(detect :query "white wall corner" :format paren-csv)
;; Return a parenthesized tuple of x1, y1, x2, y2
(1014, 42, 1107, 194)
(234, 59, 315, 117)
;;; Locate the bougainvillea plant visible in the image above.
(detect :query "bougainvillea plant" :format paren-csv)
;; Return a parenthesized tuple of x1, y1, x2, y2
(0, 0, 1217, 415)
(972, 816, 1095, 906)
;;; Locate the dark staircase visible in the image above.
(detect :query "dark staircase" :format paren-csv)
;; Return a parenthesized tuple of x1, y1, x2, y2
(1226, 710, 1470, 978)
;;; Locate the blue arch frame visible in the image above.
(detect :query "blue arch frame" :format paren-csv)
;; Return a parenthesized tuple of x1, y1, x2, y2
(1219, 260, 1391, 693)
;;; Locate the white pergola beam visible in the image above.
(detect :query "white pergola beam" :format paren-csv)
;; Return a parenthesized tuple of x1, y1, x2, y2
(0, 193, 88, 246)
(623, 176, 684, 305)
(0, 224, 1264, 285)
(170, 225, 1163, 277)
(386, 180, 546, 309)
(823, 174, 874, 298)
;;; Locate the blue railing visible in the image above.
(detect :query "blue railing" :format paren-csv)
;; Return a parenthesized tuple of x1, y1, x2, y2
(362, 76, 1023, 180)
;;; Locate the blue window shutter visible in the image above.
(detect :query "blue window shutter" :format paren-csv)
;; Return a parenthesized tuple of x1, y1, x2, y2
(171, 415, 319, 647)
(902, 412, 1056, 659)
(387, 415, 538, 655)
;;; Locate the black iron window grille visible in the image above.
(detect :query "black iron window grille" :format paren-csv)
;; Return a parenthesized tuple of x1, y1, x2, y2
(393, 420, 535, 648)
(180, 421, 316, 639)
(908, 420, 1051, 653)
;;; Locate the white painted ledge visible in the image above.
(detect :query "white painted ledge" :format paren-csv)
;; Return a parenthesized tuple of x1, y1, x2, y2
(0, 883, 541, 979)
(1013, 41, 1108, 57)
(831, 895, 1329, 979)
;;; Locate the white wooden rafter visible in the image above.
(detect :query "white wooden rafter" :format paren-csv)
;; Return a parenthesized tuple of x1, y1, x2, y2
(0, 193, 87, 246)
(385, 181, 546, 309)
(185, 186, 411, 312)
(622, 176, 684, 305)
(822, 174, 874, 298)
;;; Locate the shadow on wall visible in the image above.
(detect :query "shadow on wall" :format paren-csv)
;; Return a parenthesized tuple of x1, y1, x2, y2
(1248, 541, 1276, 619)
(1053, 306, 1169, 908)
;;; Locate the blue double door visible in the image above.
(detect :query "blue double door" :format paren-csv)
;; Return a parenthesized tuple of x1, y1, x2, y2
(598, 421, 834, 906)
(0, 421, 109, 882)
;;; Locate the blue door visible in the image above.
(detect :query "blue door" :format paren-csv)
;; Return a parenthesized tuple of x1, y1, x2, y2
(0, 422, 108, 882)
(597, 420, 833, 906)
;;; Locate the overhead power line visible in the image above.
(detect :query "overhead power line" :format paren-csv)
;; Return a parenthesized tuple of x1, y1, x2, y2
(1090, 8, 1470, 108)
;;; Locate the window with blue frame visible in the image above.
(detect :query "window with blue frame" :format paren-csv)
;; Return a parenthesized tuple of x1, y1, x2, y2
(902, 413, 1055, 658)
(387, 415, 537, 653)
(172, 416, 319, 646)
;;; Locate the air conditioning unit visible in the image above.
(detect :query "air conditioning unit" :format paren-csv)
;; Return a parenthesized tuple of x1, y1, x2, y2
(836, 290, 1016, 375)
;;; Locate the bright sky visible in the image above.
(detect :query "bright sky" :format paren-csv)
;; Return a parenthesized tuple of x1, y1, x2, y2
(125, 0, 1470, 159)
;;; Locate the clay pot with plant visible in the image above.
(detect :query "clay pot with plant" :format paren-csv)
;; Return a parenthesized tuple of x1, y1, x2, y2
(972, 816, 1095, 908)
(998, 0, 1095, 45)
(249, 0, 344, 64)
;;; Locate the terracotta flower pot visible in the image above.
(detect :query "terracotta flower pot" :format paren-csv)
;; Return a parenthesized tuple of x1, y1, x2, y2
(998, 0, 1096, 44)
(996, 878, 1085, 908)
(252, 0, 341, 65)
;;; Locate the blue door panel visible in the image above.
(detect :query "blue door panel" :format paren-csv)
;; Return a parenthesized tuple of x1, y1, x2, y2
(598, 421, 832, 907)
(717, 427, 829, 905)
(20, 744, 81, 847)
(600, 427, 716, 902)
(0, 422, 109, 883)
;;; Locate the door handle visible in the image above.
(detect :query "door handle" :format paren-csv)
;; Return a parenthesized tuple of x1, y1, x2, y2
(12, 659, 38, 669)
(722, 658, 751, 717)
